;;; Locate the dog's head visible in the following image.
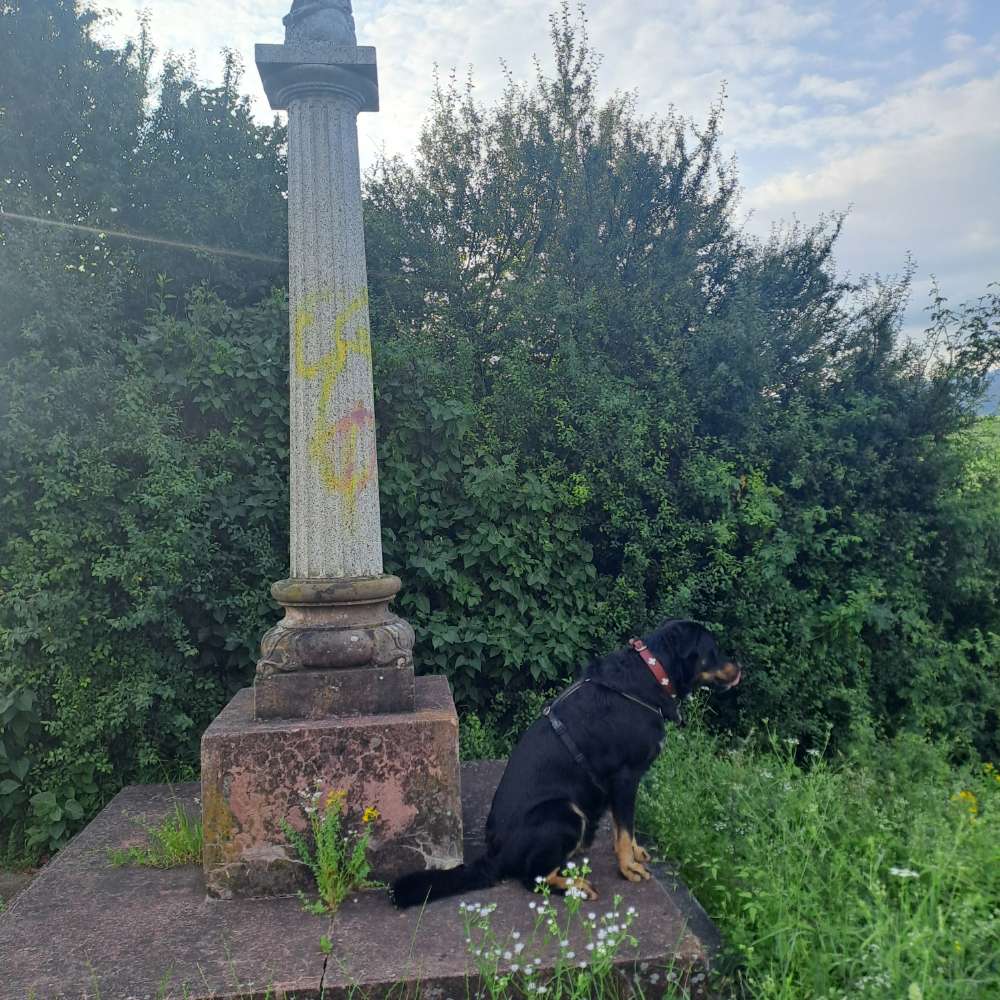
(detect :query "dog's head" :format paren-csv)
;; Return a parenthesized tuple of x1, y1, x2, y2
(648, 619, 742, 698)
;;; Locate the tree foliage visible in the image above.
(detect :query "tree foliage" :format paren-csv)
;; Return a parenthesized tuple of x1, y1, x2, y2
(1, 1, 998, 855)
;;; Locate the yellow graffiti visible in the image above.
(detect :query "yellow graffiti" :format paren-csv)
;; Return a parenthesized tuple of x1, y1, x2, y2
(292, 288, 376, 519)
(293, 288, 372, 411)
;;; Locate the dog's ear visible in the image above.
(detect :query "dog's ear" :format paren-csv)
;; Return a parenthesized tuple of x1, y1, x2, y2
(653, 620, 716, 690)
(654, 619, 700, 656)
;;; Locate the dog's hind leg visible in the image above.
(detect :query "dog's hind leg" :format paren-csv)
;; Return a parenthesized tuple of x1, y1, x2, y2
(515, 799, 597, 898)
(543, 868, 598, 899)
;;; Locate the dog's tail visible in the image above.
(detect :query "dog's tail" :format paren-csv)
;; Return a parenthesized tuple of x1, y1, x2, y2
(390, 852, 500, 908)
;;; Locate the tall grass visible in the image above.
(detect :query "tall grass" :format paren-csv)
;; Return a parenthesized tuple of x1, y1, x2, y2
(638, 706, 1000, 999)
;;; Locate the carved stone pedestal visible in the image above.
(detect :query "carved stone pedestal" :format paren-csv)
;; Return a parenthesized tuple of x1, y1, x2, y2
(254, 574, 415, 719)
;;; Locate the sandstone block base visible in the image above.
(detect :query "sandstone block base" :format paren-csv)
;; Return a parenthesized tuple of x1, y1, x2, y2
(254, 662, 414, 720)
(201, 675, 462, 899)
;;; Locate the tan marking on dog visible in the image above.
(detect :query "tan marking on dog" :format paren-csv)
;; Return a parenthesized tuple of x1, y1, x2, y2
(632, 838, 651, 863)
(568, 802, 588, 857)
(612, 817, 651, 865)
(615, 827, 651, 882)
(545, 869, 598, 899)
(695, 660, 742, 689)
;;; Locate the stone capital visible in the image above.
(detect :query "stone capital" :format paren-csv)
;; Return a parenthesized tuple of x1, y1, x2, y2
(255, 42, 378, 111)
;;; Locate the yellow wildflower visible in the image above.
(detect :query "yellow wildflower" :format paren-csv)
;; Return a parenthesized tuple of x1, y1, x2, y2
(362, 806, 380, 824)
(325, 788, 347, 810)
(951, 789, 978, 818)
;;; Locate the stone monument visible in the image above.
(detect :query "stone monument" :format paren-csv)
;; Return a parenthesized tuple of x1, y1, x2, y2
(200, 0, 463, 899)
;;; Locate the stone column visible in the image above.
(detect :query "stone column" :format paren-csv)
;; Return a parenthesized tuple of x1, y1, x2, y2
(254, 4, 414, 720)
(199, 3, 463, 899)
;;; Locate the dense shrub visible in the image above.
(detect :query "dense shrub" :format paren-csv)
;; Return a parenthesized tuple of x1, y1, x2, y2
(377, 352, 600, 708)
(362, 8, 1000, 757)
(0, 2, 998, 854)
(0, 289, 289, 853)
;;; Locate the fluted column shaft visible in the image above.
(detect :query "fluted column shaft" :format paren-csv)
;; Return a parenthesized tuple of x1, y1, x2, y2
(286, 92, 381, 578)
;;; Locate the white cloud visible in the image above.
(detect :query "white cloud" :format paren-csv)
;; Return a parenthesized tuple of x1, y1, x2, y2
(796, 73, 870, 102)
(745, 71, 1000, 326)
(945, 31, 976, 53)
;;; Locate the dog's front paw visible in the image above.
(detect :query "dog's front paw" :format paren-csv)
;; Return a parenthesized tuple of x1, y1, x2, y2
(618, 858, 652, 882)
(632, 841, 651, 863)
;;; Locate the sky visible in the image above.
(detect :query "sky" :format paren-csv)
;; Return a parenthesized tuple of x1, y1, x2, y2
(98, 0, 1000, 338)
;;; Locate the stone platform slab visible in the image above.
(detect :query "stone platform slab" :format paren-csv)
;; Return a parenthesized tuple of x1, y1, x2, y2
(0, 763, 721, 999)
(0, 869, 34, 908)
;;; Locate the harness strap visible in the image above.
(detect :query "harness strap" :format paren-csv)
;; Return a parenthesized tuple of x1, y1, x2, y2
(592, 678, 663, 718)
(542, 700, 608, 795)
(542, 677, 666, 794)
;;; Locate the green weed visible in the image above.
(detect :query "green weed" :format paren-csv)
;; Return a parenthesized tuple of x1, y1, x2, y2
(107, 801, 202, 868)
(280, 782, 380, 915)
(460, 863, 689, 999)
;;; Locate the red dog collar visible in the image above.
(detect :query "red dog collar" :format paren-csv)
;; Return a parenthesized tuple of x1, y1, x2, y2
(629, 638, 678, 698)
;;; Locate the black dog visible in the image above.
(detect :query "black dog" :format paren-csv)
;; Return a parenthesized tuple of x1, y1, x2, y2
(391, 619, 741, 907)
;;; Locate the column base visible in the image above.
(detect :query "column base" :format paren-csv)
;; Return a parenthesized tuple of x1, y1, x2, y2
(255, 574, 415, 719)
(201, 675, 463, 899)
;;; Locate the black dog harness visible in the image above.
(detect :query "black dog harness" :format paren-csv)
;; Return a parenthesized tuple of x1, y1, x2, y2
(541, 674, 667, 795)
